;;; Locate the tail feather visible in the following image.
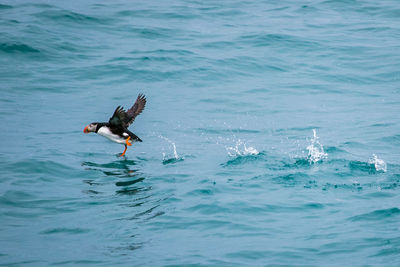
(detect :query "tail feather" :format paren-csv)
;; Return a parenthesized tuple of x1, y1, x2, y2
(127, 130, 142, 142)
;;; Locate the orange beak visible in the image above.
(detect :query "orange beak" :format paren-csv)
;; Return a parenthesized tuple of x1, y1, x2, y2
(83, 125, 89, 134)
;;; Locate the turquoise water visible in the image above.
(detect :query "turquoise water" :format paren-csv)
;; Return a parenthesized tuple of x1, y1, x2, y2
(1, 0, 400, 265)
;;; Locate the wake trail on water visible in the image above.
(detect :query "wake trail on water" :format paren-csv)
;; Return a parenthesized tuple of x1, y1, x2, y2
(303, 130, 387, 172)
(221, 129, 328, 167)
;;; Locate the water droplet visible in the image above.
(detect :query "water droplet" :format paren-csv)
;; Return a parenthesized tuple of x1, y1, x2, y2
(306, 129, 327, 164)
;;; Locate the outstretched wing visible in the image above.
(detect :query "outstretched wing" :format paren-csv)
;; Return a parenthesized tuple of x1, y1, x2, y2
(125, 94, 146, 126)
(108, 94, 146, 128)
(109, 105, 127, 127)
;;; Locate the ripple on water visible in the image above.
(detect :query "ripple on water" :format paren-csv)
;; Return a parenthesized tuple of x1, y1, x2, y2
(223, 152, 265, 167)
(349, 160, 383, 174)
(272, 173, 310, 187)
(0, 4, 12, 9)
(0, 190, 78, 218)
(0, 42, 40, 54)
(349, 208, 400, 222)
(40, 227, 90, 235)
(6, 159, 75, 179)
(237, 33, 322, 51)
(162, 157, 184, 165)
(34, 9, 113, 25)
(380, 134, 400, 145)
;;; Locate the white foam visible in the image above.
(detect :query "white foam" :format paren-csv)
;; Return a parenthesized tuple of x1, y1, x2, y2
(368, 154, 387, 172)
(306, 129, 327, 163)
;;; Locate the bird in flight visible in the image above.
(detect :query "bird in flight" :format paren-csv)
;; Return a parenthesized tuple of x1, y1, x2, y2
(83, 94, 146, 156)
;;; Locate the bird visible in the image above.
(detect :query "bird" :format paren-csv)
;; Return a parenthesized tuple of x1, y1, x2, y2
(83, 94, 146, 156)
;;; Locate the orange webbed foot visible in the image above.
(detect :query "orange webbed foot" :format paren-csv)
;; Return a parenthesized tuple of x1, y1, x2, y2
(120, 145, 127, 157)
(126, 136, 132, 146)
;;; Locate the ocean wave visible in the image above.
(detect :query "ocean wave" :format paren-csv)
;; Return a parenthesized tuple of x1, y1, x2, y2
(35, 9, 111, 25)
(237, 33, 322, 50)
(272, 173, 310, 187)
(380, 134, 400, 145)
(215, 56, 290, 73)
(122, 26, 176, 39)
(275, 126, 321, 133)
(324, 146, 348, 154)
(349, 156, 387, 173)
(349, 208, 400, 222)
(196, 127, 260, 134)
(7, 159, 74, 177)
(223, 152, 265, 167)
(40, 227, 90, 235)
(0, 4, 12, 9)
(0, 42, 40, 53)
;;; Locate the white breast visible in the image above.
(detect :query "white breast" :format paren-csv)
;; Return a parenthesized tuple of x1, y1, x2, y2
(97, 126, 127, 144)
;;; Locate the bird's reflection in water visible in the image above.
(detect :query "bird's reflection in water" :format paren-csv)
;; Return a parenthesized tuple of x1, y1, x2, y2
(81, 158, 165, 254)
(82, 159, 145, 195)
(82, 159, 138, 178)
(81, 159, 163, 221)
(115, 177, 144, 187)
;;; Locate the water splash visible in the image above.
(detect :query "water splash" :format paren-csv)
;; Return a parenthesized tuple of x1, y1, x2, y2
(368, 154, 387, 172)
(160, 135, 178, 159)
(306, 129, 327, 164)
(159, 135, 183, 164)
(226, 139, 259, 157)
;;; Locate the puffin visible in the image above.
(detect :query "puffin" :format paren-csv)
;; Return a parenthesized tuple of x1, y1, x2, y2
(83, 94, 146, 156)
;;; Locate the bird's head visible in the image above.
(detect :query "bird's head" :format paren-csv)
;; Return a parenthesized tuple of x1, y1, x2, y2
(83, 123, 98, 134)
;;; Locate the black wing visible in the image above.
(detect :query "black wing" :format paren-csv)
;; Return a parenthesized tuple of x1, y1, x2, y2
(109, 105, 126, 128)
(125, 94, 146, 126)
(108, 94, 146, 128)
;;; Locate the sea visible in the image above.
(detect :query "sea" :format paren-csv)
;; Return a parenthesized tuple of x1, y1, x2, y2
(1, 0, 400, 266)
